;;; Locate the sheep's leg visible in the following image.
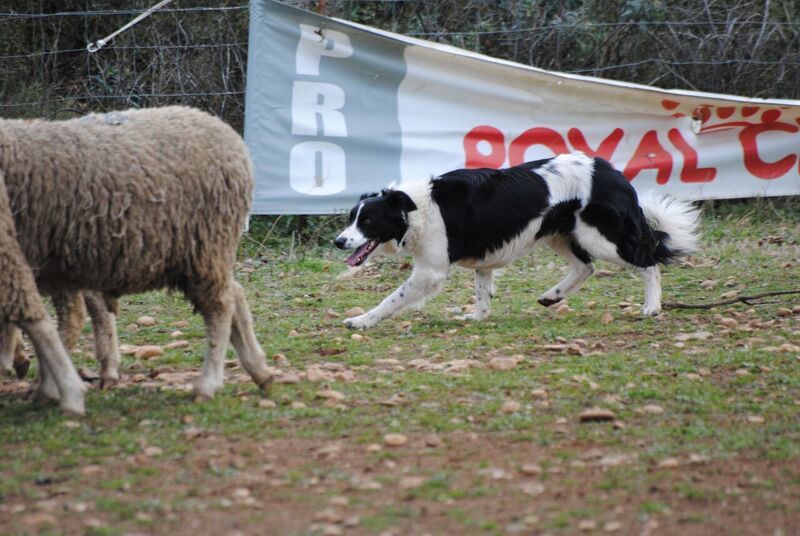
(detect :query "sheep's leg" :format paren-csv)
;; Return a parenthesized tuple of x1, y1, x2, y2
(1, 324, 16, 377)
(1, 325, 31, 379)
(38, 290, 86, 396)
(34, 349, 60, 402)
(229, 281, 272, 392)
(84, 292, 120, 388)
(21, 317, 86, 416)
(12, 330, 30, 379)
(194, 298, 234, 401)
(52, 291, 86, 352)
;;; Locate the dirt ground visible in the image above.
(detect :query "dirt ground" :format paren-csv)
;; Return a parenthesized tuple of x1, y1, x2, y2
(2, 202, 799, 535)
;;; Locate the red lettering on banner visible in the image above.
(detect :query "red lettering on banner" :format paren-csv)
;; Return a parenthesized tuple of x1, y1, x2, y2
(667, 129, 716, 183)
(716, 107, 735, 119)
(623, 130, 673, 184)
(508, 127, 569, 166)
(464, 125, 506, 168)
(739, 120, 798, 179)
(567, 128, 623, 160)
(462, 106, 800, 183)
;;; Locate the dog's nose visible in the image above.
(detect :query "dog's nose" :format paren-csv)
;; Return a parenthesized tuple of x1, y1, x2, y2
(334, 237, 347, 249)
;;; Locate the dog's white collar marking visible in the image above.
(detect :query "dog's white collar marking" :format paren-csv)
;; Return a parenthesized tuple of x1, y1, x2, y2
(354, 201, 364, 223)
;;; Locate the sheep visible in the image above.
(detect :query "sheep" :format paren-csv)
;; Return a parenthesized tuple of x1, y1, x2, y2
(0, 106, 272, 412)
(0, 291, 120, 389)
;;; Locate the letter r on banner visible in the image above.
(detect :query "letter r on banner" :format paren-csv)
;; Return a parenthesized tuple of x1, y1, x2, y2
(296, 24, 354, 76)
(291, 81, 348, 137)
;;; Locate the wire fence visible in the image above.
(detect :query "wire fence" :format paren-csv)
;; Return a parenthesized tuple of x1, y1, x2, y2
(2, 0, 798, 131)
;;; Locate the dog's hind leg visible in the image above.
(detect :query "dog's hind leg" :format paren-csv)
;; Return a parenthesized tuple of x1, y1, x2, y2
(538, 237, 594, 307)
(466, 269, 493, 321)
(639, 265, 662, 316)
(572, 217, 664, 317)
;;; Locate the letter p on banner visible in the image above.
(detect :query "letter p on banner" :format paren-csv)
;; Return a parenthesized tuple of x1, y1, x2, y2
(296, 24, 353, 76)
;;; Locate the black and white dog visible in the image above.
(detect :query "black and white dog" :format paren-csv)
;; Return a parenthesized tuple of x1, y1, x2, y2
(334, 152, 699, 329)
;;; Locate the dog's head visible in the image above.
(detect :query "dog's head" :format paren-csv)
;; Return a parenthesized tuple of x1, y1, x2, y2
(334, 189, 417, 266)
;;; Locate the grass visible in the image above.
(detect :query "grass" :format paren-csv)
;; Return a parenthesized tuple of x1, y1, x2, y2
(0, 198, 799, 534)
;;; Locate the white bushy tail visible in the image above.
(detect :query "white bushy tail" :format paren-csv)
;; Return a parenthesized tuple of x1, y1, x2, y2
(638, 191, 701, 262)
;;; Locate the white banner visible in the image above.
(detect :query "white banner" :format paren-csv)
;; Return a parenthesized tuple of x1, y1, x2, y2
(245, 0, 800, 214)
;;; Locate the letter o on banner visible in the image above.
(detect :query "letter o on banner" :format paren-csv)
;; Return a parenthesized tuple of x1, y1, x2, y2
(464, 126, 506, 168)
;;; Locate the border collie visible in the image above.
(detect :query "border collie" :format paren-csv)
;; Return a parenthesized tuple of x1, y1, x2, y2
(334, 152, 699, 330)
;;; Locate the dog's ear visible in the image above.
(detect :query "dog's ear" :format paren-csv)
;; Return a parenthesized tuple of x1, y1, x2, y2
(384, 190, 417, 213)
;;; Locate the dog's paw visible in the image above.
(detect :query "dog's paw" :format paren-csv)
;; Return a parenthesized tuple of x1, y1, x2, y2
(537, 296, 563, 308)
(641, 304, 662, 317)
(343, 314, 377, 330)
(464, 311, 488, 322)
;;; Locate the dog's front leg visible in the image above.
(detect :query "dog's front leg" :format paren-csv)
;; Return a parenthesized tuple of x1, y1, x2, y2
(345, 265, 447, 329)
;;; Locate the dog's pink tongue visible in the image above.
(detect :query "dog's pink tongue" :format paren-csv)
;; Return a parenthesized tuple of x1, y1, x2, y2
(346, 243, 369, 266)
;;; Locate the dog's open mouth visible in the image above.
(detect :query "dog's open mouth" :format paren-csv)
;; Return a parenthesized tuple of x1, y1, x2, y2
(346, 239, 379, 267)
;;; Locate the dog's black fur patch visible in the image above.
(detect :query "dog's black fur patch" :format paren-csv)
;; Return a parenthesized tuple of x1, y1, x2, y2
(431, 159, 552, 262)
(578, 158, 662, 267)
(536, 199, 582, 239)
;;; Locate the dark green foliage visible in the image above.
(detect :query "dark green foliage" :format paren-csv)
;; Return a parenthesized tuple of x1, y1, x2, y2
(2, 0, 798, 127)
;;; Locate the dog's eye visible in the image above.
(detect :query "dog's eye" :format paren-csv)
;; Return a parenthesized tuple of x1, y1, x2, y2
(363, 218, 371, 225)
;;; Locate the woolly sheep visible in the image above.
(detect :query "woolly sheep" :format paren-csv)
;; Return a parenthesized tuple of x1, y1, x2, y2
(0, 106, 272, 413)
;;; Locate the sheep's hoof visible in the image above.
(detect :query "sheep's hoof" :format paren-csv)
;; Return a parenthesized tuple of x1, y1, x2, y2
(256, 374, 274, 395)
(14, 359, 30, 380)
(193, 377, 222, 402)
(100, 376, 119, 390)
(537, 296, 563, 307)
(60, 399, 86, 417)
(193, 391, 213, 403)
